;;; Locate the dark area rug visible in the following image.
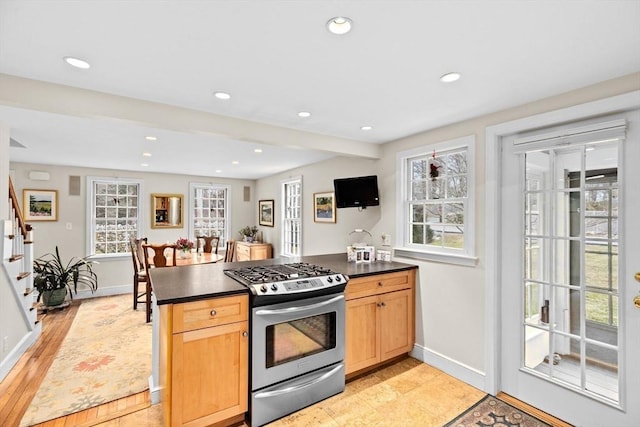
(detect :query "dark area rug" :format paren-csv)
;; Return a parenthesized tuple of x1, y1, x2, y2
(445, 395, 552, 427)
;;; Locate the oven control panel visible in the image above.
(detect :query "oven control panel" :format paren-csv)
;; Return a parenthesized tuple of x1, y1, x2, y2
(249, 274, 347, 295)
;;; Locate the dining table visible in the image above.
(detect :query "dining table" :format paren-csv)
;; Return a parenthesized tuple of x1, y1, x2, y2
(149, 252, 223, 267)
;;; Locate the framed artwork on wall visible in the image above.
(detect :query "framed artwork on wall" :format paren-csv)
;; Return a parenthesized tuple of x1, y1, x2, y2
(23, 189, 58, 221)
(313, 192, 336, 223)
(259, 199, 274, 227)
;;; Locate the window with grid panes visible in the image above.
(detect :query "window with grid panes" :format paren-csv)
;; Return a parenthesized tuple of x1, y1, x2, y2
(88, 177, 142, 257)
(190, 183, 229, 248)
(281, 178, 302, 256)
(396, 136, 475, 265)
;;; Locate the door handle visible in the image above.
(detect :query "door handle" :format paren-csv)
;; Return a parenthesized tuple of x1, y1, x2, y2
(255, 295, 344, 316)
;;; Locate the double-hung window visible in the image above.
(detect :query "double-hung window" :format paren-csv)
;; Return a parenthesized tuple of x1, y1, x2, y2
(281, 177, 302, 256)
(87, 177, 143, 257)
(190, 183, 230, 247)
(395, 135, 476, 266)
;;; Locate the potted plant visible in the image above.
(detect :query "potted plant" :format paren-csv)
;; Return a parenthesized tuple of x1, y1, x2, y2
(33, 246, 99, 307)
(239, 225, 258, 243)
(176, 237, 195, 258)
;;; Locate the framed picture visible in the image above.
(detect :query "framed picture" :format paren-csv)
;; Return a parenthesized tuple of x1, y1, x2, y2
(313, 191, 336, 223)
(23, 189, 58, 221)
(259, 199, 274, 227)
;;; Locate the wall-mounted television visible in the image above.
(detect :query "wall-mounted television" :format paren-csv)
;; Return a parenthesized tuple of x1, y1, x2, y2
(333, 175, 380, 208)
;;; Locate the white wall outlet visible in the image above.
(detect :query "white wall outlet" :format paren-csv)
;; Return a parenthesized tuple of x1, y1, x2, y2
(381, 233, 391, 246)
(66, 222, 73, 230)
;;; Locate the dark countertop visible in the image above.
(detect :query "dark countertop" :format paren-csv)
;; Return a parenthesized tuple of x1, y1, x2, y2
(149, 252, 418, 306)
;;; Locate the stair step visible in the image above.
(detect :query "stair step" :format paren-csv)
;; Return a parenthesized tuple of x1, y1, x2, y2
(9, 254, 24, 262)
(17, 272, 31, 280)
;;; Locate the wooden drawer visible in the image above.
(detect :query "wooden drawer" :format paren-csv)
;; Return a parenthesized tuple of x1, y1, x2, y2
(346, 270, 413, 300)
(236, 243, 250, 261)
(172, 294, 248, 333)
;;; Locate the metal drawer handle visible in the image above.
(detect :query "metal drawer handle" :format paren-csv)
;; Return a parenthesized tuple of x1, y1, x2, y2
(255, 295, 344, 316)
(254, 364, 343, 399)
(242, 331, 248, 337)
(210, 309, 217, 317)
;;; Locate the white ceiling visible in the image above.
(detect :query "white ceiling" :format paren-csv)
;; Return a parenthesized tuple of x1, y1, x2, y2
(1, 0, 639, 179)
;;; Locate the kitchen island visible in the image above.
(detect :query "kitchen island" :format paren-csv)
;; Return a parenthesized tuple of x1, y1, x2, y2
(149, 253, 417, 427)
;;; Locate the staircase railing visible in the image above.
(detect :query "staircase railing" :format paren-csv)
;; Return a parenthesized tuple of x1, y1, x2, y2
(0, 177, 39, 382)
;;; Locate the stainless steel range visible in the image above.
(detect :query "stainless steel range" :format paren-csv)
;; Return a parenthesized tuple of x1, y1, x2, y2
(224, 262, 348, 427)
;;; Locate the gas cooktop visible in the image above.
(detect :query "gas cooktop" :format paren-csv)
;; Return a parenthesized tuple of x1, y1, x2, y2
(224, 262, 347, 299)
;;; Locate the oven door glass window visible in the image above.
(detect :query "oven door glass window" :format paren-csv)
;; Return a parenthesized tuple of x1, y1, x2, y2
(265, 312, 336, 368)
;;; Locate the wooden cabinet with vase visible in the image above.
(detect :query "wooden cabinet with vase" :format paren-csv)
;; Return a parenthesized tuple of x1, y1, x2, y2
(235, 241, 272, 261)
(344, 269, 415, 376)
(159, 294, 249, 426)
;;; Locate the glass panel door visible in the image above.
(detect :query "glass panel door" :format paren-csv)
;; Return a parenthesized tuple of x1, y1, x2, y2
(522, 142, 619, 403)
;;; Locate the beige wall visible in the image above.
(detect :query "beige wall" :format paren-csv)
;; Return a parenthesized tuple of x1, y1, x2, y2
(9, 162, 256, 294)
(256, 156, 382, 257)
(255, 72, 640, 376)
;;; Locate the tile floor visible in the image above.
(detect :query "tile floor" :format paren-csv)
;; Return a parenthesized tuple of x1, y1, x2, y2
(95, 357, 486, 426)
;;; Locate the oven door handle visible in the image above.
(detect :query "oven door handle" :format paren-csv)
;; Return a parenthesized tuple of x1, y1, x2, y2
(254, 364, 344, 399)
(254, 294, 344, 316)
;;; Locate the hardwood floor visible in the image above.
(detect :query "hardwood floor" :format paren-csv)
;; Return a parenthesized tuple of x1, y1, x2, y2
(0, 297, 571, 427)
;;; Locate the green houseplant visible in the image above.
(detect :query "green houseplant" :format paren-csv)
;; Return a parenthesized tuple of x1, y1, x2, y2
(33, 246, 99, 307)
(238, 225, 258, 243)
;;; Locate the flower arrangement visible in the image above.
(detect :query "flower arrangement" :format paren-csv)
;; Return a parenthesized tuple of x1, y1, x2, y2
(239, 226, 259, 242)
(176, 237, 195, 251)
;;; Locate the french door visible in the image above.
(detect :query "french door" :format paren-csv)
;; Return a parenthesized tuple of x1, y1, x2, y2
(499, 110, 640, 426)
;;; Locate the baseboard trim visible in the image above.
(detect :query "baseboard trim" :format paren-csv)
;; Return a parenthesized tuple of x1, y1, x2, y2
(74, 284, 131, 300)
(149, 375, 161, 405)
(0, 324, 41, 382)
(411, 343, 486, 391)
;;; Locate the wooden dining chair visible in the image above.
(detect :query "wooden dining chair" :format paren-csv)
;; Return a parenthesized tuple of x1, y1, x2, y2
(223, 239, 236, 262)
(129, 236, 148, 311)
(196, 235, 220, 255)
(143, 243, 178, 268)
(142, 243, 177, 322)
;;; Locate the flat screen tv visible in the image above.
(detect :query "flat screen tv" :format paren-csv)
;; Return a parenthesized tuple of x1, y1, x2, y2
(333, 175, 380, 208)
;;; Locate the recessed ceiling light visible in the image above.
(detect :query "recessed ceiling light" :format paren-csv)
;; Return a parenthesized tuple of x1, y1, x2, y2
(63, 56, 90, 69)
(140, 163, 149, 167)
(214, 91, 231, 100)
(142, 152, 152, 157)
(361, 126, 373, 131)
(254, 148, 263, 153)
(298, 111, 311, 118)
(215, 169, 222, 173)
(327, 17, 353, 35)
(232, 160, 239, 165)
(440, 72, 461, 83)
(145, 136, 157, 141)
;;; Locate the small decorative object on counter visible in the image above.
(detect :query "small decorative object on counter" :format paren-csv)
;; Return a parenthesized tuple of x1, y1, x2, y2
(377, 249, 391, 262)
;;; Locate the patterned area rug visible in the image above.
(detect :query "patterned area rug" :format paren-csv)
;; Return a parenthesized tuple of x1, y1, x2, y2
(445, 395, 552, 427)
(21, 294, 152, 426)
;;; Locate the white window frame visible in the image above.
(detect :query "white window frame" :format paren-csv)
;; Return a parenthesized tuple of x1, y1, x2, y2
(281, 176, 302, 257)
(188, 182, 231, 249)
(395, 135, 477, 266)
(86, 176, 144, 259)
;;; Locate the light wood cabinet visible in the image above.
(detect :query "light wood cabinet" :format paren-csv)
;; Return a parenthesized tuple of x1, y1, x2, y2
(160, 295, 249, 427)
(345, 270, 415, 376)
(235, 241, 272, 261)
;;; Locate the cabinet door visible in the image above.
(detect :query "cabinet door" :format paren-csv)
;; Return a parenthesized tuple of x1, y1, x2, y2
(172, 321, 248, 426)
(345, 294, 380, 374)
(379, 289, 414, 361)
